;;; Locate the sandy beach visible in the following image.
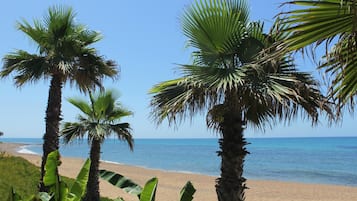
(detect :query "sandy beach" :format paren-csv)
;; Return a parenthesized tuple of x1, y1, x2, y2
(1, 142, 356, 201)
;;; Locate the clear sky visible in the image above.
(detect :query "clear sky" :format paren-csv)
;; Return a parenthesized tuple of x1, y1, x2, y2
(0, 0, 355, 138)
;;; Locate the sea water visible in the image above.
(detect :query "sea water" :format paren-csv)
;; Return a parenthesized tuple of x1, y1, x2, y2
(2, 137, 356, 186)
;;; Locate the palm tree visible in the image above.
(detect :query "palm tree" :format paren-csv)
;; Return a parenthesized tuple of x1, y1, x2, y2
(0, 5, 118, 190)
(61, 89, 133, 201)
(150, 1, 332, 201)
(279, 0, 357, 115)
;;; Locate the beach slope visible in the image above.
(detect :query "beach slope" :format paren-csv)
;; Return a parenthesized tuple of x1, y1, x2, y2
(1, 143, 356, 201)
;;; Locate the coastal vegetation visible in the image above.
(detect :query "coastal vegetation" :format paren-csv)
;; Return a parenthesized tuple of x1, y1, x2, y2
(9, 150, 90, 201)
(61, 90, 134, 201)
(1, 151, 195, 201)
(0, 153, 112, 201)
(0, 5, 118, 191)
(5, 151, 110, 201)
(149, 0, 332, 200)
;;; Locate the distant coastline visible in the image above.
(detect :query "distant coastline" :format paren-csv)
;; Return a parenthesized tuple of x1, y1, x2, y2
(1, 137, 357, 186)
(1, 142, 357, 201)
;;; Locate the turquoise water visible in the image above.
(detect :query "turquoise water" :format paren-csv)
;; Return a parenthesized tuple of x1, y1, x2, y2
(2, 137, 357, 186)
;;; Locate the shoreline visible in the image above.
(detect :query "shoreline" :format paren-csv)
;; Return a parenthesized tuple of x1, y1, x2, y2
(10, 143, 357, 187)
(1, 142, 357, 200)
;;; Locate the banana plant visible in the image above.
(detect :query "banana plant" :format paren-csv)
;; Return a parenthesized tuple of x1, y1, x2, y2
(99, 169, 196, 201)
(8, 151, 90, 201)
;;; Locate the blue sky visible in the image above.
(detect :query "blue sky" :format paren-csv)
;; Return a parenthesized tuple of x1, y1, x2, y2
(0, 0, 355, 138)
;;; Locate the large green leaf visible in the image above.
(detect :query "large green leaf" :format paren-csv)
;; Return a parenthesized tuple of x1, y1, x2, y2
(99, 169, 197, 201)
(42, 151, 70, 201)
(139, 178, 158, 201)
(99, 169, 142, 197)
(44, 150, 67, 201)
(68, 159, 90, 201)
(59, 182, 69, 201)
(43, 150, 60, 187)
(179, 181, 196, 201)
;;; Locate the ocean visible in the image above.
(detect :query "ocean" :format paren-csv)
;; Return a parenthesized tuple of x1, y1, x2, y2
(1, 137, 357, 186)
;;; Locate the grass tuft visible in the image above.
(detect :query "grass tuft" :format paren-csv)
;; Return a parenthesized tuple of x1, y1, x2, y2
(0, 154, 113, 201)
(0, 154, 39, 200)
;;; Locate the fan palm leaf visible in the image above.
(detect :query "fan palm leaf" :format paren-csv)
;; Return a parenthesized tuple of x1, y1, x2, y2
(280, 0, 357, 113)
(182, 0, 251, 66)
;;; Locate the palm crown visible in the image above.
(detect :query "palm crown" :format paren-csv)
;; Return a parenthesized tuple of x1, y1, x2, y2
(1, 5, 117, 91)
(150, 1, 332, 200)
(62, 90, 133, 147)
(150, 1, 331, 130)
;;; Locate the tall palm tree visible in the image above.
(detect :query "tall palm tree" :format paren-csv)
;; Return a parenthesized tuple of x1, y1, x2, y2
(150, 1, 332, 201)
(0, 6, 118, 190)
(279, 0, 357, 115)
(61, 90, 133, 201)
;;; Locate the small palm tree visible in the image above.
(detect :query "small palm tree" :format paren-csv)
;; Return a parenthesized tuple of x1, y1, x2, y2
(150, 1, 332, 201)
(0, 5, 118, 190)
(279, 0, 357, 115)
(61, 89, 133, 201)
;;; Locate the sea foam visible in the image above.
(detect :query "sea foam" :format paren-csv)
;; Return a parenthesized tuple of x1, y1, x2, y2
(17, 145, 39, 155)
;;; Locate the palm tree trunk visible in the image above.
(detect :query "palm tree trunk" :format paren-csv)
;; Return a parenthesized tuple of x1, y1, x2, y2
(84, 139, 101, 201)
(215, 95, 249, 201)
(40, 75, 63, 192)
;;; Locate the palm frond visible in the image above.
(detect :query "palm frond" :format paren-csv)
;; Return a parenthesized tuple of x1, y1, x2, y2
(108, 108, 133, 122)
(67, 97, 93, 117)
(237, 22, 266, 63)
(1, 51, 49, 86)
(61, 122, 87, 144)
(46, 5, 76, 43)
(150, 78, 209, 124)
(74, 24, 103, 46)
(110, 123, 134, 151)
(91, 90, 119, 120)
(16, 19, 48, 52)
(279, 0, 357, 113)
(281, 0, 354, 50)
(180, 64, 247, 92)
(69, 52, 118, 93)
(182, 0, 250, 66)
(319, 35, 357, 112)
